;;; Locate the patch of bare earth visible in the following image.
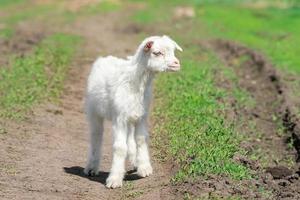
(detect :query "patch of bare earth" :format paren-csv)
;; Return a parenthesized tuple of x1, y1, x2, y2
(0, 7, 176, 200)
(0, 22, 48, 68)
(209, 40, 300, 199)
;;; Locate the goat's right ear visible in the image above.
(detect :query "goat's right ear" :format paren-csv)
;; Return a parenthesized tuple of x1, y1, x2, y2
(143, 41, 154, 52)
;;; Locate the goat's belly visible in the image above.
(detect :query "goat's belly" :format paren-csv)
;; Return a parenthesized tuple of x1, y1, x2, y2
(94, 105, 144, 122)
(96, 100, 114, 119)
(121, 103, 145, 122)
(86, 93, 112, 118)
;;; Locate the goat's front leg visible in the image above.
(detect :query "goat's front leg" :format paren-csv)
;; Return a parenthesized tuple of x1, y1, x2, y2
(106, 118, 128, 188)
(127, 124, 137, 168)
(135, 118, 153, 177)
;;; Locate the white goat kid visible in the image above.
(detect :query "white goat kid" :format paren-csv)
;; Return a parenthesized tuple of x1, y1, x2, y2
(84, 35, 182, 188)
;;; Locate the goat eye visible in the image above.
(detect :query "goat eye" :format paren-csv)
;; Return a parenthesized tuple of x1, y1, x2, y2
(152, 51, 162, 56)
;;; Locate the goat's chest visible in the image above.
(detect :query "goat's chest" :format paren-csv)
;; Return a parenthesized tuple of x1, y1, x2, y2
(114, 89, 148, 121)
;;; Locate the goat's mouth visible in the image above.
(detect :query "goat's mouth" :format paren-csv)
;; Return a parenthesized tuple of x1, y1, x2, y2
(167, 65, 180, 72)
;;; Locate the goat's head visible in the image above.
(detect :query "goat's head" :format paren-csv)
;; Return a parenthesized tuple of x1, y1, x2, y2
(140, 35, 183, 72)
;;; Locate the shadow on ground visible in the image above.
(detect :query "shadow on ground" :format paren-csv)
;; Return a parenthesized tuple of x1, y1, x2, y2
(64, 166, 142, 185)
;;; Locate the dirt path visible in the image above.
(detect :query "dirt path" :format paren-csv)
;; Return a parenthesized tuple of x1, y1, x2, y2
(7, 3, 300, 199)
(0, 10, 173, 200)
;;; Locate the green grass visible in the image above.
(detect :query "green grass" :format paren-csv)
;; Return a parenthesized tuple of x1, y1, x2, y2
(0, 4, 54, 39)
(153, 49, 250, 180)
(132, 4, 170, 24)
(84, 0, 120, 14)
(0, 33, 81, 119)
(197, 3, 300, 73)
(131, 0, 182, 24)
(192, 0, 300, 171)
(0, 0, 24, 8)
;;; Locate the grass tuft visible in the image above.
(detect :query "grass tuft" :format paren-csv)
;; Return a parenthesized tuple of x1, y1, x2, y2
(0, 33, 81, 119)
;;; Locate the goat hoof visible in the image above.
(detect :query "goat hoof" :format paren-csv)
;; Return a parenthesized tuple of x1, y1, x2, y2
(137, 165, 153, 177)
(106, 176, 123, 188)
(84, 168, 99, 176)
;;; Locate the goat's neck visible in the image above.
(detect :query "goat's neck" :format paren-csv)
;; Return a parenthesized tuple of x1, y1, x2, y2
(129, 63, 154, 96)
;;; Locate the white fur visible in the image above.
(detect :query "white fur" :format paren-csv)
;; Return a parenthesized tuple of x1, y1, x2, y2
(84, 35, 182, 188)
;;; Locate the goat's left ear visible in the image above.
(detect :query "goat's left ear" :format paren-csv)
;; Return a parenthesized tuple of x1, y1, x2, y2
(162, 35, 183, 52)
(174, 42, 183, 52)
(143, 41, 154, 52)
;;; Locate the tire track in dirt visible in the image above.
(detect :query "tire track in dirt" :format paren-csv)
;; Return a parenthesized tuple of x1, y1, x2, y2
(0, 10, 174, 200)
(211, 40, 300, 199)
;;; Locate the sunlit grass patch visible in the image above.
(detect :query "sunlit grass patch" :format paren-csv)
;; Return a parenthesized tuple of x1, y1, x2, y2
(130, 0, 178, 24)
(0, 0, 24, 8)
(197, 3, 300, 73)
(153, 50, 250, 181)
(0, 33, 82, 119)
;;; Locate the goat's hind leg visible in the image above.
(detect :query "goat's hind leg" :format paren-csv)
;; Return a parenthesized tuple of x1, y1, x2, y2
(84, 113, 104, 176)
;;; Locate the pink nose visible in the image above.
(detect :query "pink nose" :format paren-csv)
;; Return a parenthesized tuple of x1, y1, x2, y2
(173, 59, 180, 67)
